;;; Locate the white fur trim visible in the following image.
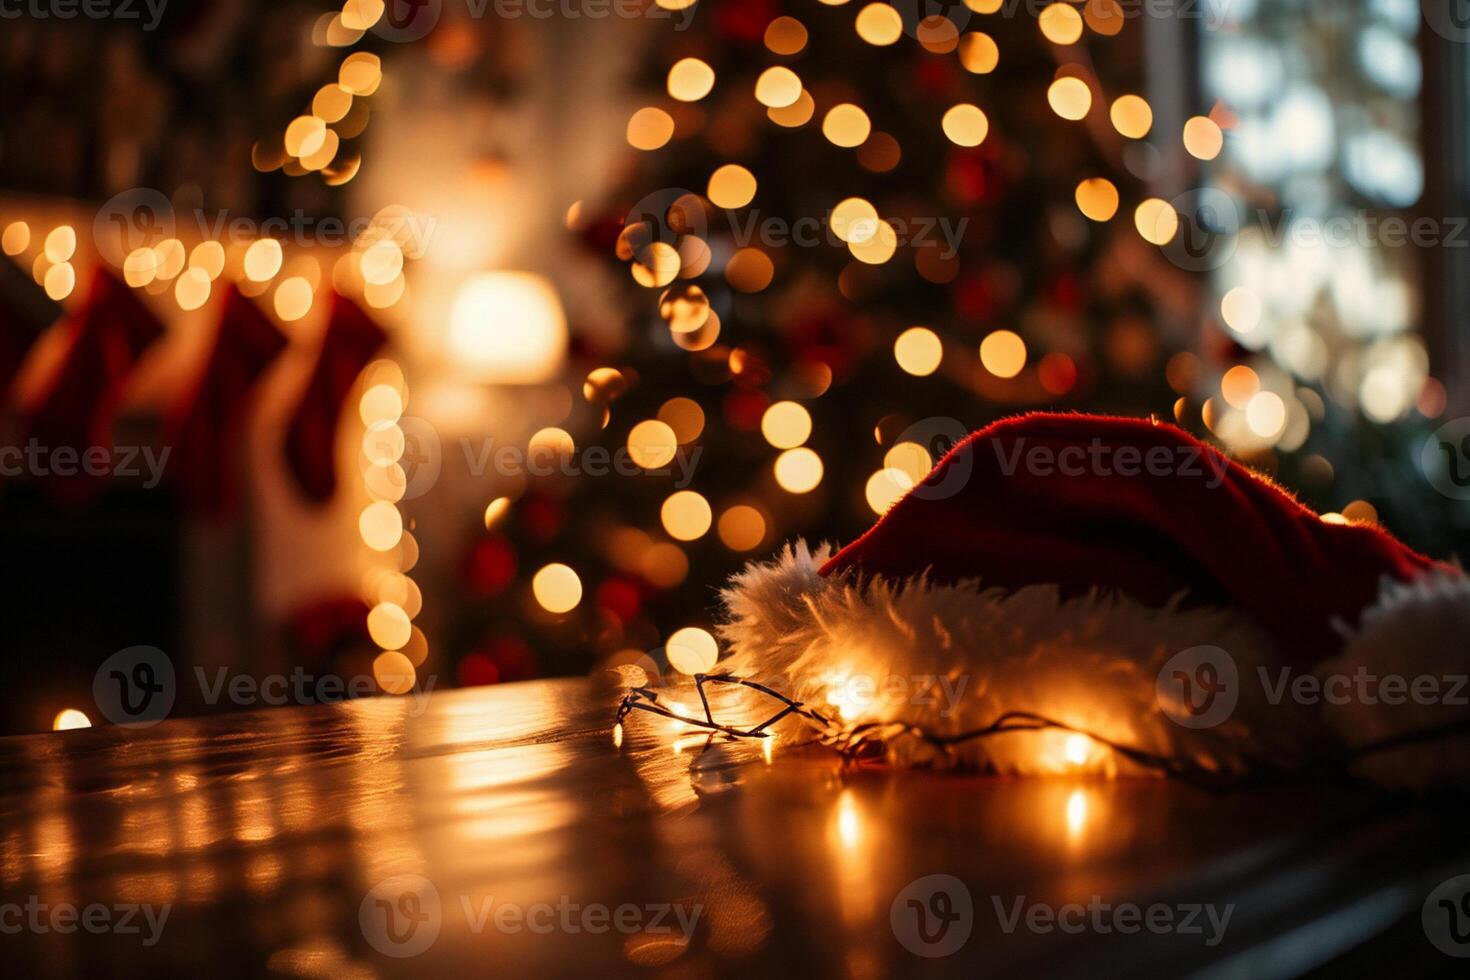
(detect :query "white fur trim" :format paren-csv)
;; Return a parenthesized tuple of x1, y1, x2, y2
(717, 541, 1323, 777)
(1316, 571, 1470, 790)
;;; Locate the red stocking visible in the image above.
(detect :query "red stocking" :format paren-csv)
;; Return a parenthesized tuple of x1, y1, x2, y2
(168, 284, 288, 516)
(283, 292, 385, 503)
(25, 268, 164, 506)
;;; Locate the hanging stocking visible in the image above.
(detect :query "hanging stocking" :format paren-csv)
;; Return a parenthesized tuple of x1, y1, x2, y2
(168, 284, 288, 516)
(25, 267, 165, 506)
(282, 292, 385, 503)
(0, 255, 63, 401)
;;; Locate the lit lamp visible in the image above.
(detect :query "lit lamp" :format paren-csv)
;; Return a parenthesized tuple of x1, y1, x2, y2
(447, 271, 567, 383)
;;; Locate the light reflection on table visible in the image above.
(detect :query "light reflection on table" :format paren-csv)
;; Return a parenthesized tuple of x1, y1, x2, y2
(0, 677, 1460, 978)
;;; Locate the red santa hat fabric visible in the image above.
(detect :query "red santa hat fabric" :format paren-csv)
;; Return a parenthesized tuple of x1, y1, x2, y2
(820, 413, 1448, 665)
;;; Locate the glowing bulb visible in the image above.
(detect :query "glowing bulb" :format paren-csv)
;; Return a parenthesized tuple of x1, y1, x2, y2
(448, 272, 568, 383)
(53, 709, 91, 731)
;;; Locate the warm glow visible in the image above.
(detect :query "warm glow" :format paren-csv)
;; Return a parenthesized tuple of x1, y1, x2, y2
(765, 16, 808, 55)
(894, 326, 943, 376)
(774, 447, 823, 493)
(2, 221, 29, 256)
(1075, 178, 1120, 222)
(666, 627, 719, 675)
(628, 420, 679, 469)
(708, 164, 758, 209)
(53, 709, 91, 731)
(533, 563, 583, 614)
(273, 277, 314, 321)
(980, 330, 1027, 378)
(1048, 77, 1093, 120)
(1220, 286, 1262, 334)
(43, 263, 75, 301)
(717, 505, 766, 551)
(244, 239, 284, 281)
(848, 219, 898, 264)
(941, 104, 989, 146)
(661, 490, 713, 541)
(1134, 199, 1179, 246)
(1063, 734, 1091, 766)
(657, 397, 705, 443)
(668, 58, 716, 102)
(1110, 94, 1154, 138)
(885, 442, 933, 484)
(761, 401, 812, 449)
(958, 32, 1000, 73)
(124, 248, 158, 288)
(175, 268, 211, 311)
(754, 66, 802, 108)
(1221, 365, 1261, 409)
(1183, 115, 1225, 160)
(44, 225, 76, 263)
(1038, 2, 1084, 43)
(367, 602, 413, 649)
(865, 468, 913, 515)
(359, 384, 404, 425)
(483, 496, 511, 531)
(447, 272, 568, 383)
(627, 107, 675, 150)
(855, 3, 903, 45)
(1246, 391, 1287, 438)
(831, 197, 879, 244)
(823, 104, 872, 147)
(768, 89, 816, 128)
(359, 501, 404, 552)
(373, 651, 416, 695)
(189, 241, 226, 280)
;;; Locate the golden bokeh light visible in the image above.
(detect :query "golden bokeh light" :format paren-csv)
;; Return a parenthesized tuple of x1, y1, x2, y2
(1220, 286, 1262, 334)
(284, 115, 326, 157)
(894, 326, 943, 376)
(44, 225, 76, 263)
(313, 83, 354, 122)
(754, 66, 802, 108)
(668, 57, 716, 102)
(831, 197, 880, 244)
(529, 426, 575, 462)
(941, 104, 989, 146)
(1246, 390, 1286, 439)
(360, 238, 404, 285)
(627, 107, 675, 150)
(153, 238, 186, 280)
(360, 384, 404, 425)
(666, 627, 719, 675)
(631, 242, 681, 287)
(1075, 178, 1120, 222)
(661, 490, 713, 541)
(823, 103, 872, 147)
(1183, 115, 1225, 160)
(1085, 0, 1125, 35)
(980, 330, 1027, 378)
(123, 247, 158, 288)
(765, 16, 809, 54)
(367, 602, 413, 649)
(359, 501, 404, 552)
(865, 468, 913, 515)
(533, 563, 583, 613)
(1038, 2, 1084, 44)
(768, 89, 816, 127)
(483, 496, 511, 531)
(628, 419, 679, 469)
(43, 262, 75, 301)
(855, 3, 903, 45)
(708, 164, 758, 208)
(657, 397, 705, 443)
(244, 239, 284, 281)
(848, 219, 897, 264)
(958, 32, 1000, 73)
(175, 267, 212, 311)
(2, 221, 29, 256)
(1110, 94, 1153, 138)
(339, 52, 382, 95)
(273, 276, 314, 321)
(1134, 199, 1179, 246)
(761, 401, 812, 449)
(373, 651, 416, 695)
(1047, 77, 1093, 120)
(725, 247, 775, 291)
(1221, 364, 1261, 409)
(917, 15, 960, 53)
(717, 505, 767, 551)
(885, 441, 933, 484)
(189, 241, 226, 280)
(52, 709, 91, 731)
(774, 447, 824, 493)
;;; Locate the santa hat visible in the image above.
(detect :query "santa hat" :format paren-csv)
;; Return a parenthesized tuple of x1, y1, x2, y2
(717, 414, 1470, 787)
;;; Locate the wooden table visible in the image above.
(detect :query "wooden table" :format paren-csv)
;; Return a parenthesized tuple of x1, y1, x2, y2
(2, 677, 1466, 977)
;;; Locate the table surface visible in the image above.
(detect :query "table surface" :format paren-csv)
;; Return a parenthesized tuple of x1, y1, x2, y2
(2, 677, 1466, 978)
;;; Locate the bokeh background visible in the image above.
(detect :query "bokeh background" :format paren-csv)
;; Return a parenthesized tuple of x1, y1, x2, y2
(1, 0, 1466, 734)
